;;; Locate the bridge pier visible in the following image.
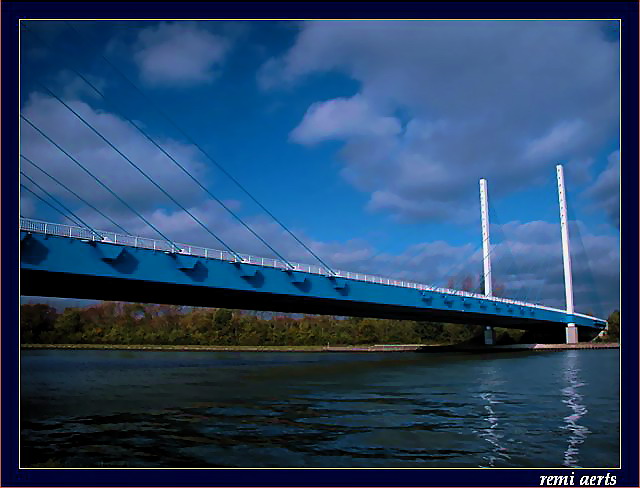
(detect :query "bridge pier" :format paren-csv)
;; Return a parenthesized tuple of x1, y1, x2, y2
(484, 326, 496, 345)
(566, 324, 578, 344)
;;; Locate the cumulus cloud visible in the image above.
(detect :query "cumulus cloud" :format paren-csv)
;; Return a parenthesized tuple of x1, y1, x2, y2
(18, 90, 365, 265)
(263, 20, 619, 223)
(489, 220, 619, 316)
(133, 22, 231, 86)
(290, 94, 402, 145)
(371, 219, 619, 316)
(524, 119, 586, 161)
(20, 92, 212, 229)
(317, 218, 617, 317)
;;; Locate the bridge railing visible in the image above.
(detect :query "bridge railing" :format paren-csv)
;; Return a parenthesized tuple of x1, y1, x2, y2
(20, 217, 572, 314)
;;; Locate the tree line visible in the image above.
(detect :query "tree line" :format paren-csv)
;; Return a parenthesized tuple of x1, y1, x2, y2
(19, 302, 620, 346)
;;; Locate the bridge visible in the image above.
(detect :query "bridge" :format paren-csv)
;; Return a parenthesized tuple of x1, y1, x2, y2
(20, 176, 607, 344)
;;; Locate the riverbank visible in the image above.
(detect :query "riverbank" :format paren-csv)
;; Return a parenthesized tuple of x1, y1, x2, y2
(423, 342, 619, 352)
(21, 342, 619, 353)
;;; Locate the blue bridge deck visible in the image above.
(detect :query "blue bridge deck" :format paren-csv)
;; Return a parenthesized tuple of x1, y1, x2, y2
(19, 219, 606, 331)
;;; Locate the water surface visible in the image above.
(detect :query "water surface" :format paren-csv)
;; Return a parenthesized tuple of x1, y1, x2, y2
(21, 349, 619, 468)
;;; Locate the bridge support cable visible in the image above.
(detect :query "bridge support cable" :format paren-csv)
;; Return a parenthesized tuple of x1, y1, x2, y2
(21, 115, 180, 251)
(436, 244, 482, 292)
(32, 81, 251, 264)
(424, 216, 484, 290)
(452, 251, 483, 291)
(41, 71, 296, 272)
(519, 172, 562, 306)
(568, 219, 604, 318)
(20, 175, 102, 239)
(73, 76, 294, 269)
(556, 168, 605, 317)
(564, 185, 605, 319)
(525, 250, 558, 307)
(511, 172, 560, 306)
(48, 22, 336, 276)
(433, 211, 503, 296)
(487, 203, 528, 301)
(21, 155, 131, 235)
(439, 218, 502, 295)
(364, 238, 430, 278)
(511, 169, 569, 308)
(371, 241, 468, 288)
(364, 245, 483, 293)
(21, 185, 84, 228)
(556, 164, 578, 344)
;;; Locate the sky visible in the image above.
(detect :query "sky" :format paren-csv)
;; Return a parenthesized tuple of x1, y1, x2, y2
(19, 20, 620, 317)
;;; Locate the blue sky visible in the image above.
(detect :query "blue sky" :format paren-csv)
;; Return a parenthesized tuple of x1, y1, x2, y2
(19, 20, 620, 316)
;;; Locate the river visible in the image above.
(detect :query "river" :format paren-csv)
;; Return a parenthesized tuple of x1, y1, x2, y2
(20, 348, 619, 468)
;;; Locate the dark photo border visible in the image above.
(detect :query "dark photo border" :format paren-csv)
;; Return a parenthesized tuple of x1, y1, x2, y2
(3, 2, 637, 487)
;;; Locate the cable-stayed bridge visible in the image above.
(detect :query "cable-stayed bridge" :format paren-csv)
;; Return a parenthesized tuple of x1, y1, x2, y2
(20, 215, 606, 343)
(19, 22, 608, 344)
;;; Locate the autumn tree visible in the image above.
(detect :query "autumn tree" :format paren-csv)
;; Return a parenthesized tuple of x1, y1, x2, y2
(20, 304, 58, 343)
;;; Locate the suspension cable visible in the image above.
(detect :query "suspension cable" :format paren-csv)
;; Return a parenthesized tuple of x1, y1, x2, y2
(40, 71, 296, 270)
(35, 80, 257, 265)
(57, 21, 333, 275)
(21, 154, 131, 235)
(20, 173, 103, 239)
(488, 203, 526, 300)
(21, 115, 180, 251)
(21, 184, 83, 227)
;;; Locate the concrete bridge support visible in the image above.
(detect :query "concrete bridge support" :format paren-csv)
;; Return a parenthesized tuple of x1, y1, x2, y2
(566, 324, 578, 344)
(484, 326, 496, 345)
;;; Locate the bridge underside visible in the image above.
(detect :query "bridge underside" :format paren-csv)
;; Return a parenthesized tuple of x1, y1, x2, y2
(22, 269, 567, 332)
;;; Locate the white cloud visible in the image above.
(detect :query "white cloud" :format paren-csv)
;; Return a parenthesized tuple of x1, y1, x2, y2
(265, 20, 619, 223)
(133, 22, 230, 86)
(524, 119, 586, 160)
(290, 94, 402, 145)
(20, 92, 211, 229)
(305, 218, 618, 316)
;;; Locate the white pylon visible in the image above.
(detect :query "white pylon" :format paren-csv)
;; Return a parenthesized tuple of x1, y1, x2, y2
(480, 179, 492, 297)
(556, 164, 578, 344)
(480, 178, 495, 346)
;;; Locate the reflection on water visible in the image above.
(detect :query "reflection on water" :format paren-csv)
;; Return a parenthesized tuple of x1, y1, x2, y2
(21, 349, 619, 468)
(561, 350, 590, 467)
(473, 365, 510, 467)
